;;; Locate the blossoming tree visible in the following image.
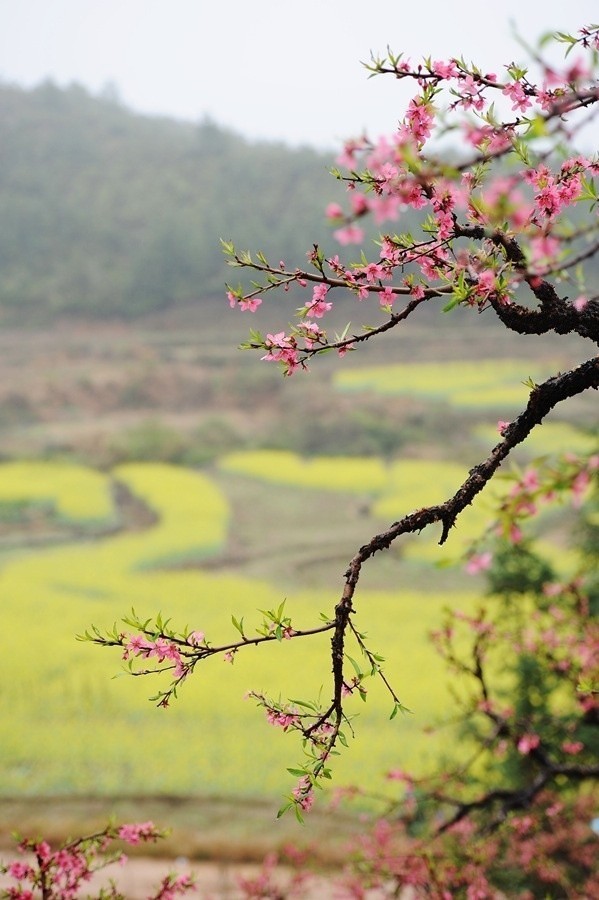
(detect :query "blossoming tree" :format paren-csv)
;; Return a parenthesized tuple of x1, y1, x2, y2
(4, 22, 599, 900)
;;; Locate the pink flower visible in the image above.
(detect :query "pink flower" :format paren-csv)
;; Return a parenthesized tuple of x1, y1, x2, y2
(370, 193, 401, 223)
(465, 552, 492, 575)
(118, 822, 158, 846)
(333, 224, 364, 245)
(266, 709, 298, 730)
(361, 262, 387, 283)
(35, 842, 51, 861)
(571, 470, 590, 507)
(379, 286, 395, 307)
(536, 183, 562, 219)
(379, 238, 401, 264)
(8, 862, 34, 880)
(517, 733, 540, 755)
(511, 815, 534, 836)
(336, 137, 365, 169)
(573, 295, 588, 311)
(261, 331, 300, 373)
(292, 777, 314, 811)
(474, 269, 497, 300)
(386, 769, 413, 782)
(187, 631, 205, 646)
(239, 297, 262, 312)
(399, 97, 434, 145)
(562, 740, 584, 755)
(350, 193, 369, 215)
(508, 523, 523, 544)
(521, 469, 539, 490)
(305, 284, 333, 318)
(530, 234, 560, 266)
(325, 202, 343, 219)
(497, 420, 510, 436)
(502, 80, 532, 112)
(432, 59, 458, 79)
(458, 74, 486, 111)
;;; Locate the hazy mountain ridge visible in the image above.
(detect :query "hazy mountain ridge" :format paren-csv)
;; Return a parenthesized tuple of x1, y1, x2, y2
(0, 81, 341, 321)
(1, 82, 596, 326)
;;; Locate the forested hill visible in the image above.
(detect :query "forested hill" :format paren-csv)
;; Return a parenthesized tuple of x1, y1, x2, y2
(0, 81, 343, 321)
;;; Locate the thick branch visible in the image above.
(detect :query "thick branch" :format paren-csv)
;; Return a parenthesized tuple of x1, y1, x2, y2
(330, 356, 598, 709)
(454, 223, 599, 344)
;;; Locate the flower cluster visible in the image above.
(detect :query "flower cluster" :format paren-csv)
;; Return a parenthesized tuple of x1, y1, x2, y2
(0, 823, 194, 900)
(464, 452, 599, 571)
(225, 23, 599, 371)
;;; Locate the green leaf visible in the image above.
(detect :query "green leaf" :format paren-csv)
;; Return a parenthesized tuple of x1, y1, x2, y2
(442, 295, 462, 313)
(289, 698, 319, 712)
(346, 654, 363, 677)
(231, 615, 245, 637)
(525, 116, 548, 140)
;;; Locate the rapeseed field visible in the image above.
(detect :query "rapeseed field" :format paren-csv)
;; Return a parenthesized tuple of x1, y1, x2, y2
(1, 459, 478, 800)
(219, 450, 388, 494)
(0, 461, 114, 523)
(334, 359, 552, 408)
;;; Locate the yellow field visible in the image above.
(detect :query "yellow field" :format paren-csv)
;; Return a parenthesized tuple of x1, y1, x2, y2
(1, 447, 583, 802)
(0, 461, 114, 522)
(334, 359, 552, 408)
(113, 462, 229, 565)
(215, 449, 578, 572)
(0, 459, 476, 799)
(219, 450, 388, 494)
(475, 420, 598, 457)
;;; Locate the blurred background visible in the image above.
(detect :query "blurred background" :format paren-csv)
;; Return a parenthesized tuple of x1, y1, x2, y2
(0, 0, 597, 877)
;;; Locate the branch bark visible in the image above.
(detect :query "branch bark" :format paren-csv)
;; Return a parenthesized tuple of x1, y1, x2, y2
(330, 356, 599, 715)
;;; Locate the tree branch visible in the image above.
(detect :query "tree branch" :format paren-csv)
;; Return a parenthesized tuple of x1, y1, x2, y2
(330, 357, 598, 713)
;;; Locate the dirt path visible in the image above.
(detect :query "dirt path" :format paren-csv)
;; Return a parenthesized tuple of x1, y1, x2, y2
(0, 854, 342, 898)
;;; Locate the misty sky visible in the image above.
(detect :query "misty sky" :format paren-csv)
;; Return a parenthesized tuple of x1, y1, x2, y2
(1, 1, 597, 148)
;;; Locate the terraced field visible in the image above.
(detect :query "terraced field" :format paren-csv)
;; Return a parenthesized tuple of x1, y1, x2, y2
(0, 321, 594, 812)
(3, 437, 591, 802)
(333, 358, 554, 408)
(0, 458, 483, 800)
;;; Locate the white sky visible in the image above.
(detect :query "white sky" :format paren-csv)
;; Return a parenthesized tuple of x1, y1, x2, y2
(0, 1, 597, 148)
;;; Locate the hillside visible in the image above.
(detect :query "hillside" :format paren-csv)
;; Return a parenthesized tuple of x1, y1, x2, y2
(1, 81, 597, 327)
(0, 82, 343, 320)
